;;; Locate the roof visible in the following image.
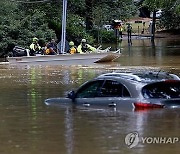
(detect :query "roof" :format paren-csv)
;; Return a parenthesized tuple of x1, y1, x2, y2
(97, 72, 180, 83)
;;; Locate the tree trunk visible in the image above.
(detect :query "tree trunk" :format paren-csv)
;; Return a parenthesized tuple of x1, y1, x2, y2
(151, 10, 156, 41)
(85, 0, 93, 31)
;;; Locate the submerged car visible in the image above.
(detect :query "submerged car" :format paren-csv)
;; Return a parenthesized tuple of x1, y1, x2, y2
(45, 72, 180, 110)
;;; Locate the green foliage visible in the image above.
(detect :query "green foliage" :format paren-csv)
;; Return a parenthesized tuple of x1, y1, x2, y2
(67, 0, 137, 43)
(143, 0, 163, 10)
(68, 0, 86, 16)
(159, 10, 180, 30)
(176, 4, 180, 14)
(160, 0, 180, 30)
(66, 14, 94, 44)
(92, 0, 137, 43)
(93, 0, 137, 25)
(0, 0, 56, 56)
(99, 30, 117, 43)
(142, 0, 180, 31)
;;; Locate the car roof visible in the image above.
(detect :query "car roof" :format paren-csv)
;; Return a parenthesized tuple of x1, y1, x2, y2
(95, 72, 180, 98)
(78, 72, 179, 98)
(97, 72, 180, 83)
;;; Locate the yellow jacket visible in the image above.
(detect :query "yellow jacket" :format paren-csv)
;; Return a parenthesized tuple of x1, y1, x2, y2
(69, 47, 77, 54)
(77, 43, 96, 54)
(30, 43, 41, 51)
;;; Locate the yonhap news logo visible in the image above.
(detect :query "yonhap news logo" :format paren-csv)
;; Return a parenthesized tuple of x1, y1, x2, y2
(125, 132, 139, 148)
(125, 132, 180, 148)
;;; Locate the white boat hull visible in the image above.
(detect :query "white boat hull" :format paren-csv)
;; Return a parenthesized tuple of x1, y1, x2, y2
(7, 53, 120, 65)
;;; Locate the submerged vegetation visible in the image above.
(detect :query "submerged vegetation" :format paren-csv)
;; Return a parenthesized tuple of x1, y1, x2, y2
(0, 0, 179, 56)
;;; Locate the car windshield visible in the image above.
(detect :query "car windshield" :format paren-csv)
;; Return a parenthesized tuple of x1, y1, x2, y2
(142, 81, 180, 99)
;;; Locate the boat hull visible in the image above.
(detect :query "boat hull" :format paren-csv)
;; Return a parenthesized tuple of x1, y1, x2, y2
(7, 53, 120, 65)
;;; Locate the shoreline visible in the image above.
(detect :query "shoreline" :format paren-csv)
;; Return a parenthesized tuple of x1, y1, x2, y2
(117, 33, 180, 40)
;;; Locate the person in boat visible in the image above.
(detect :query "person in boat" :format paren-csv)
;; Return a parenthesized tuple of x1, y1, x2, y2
(68, 41, 78, 54)
(77, 39, 96, 53)
(45, 39, 57, 55)
(29, 37, 42, 56)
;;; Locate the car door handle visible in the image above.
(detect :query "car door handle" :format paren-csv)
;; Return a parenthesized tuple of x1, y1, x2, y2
(83, 103, 90, 107)
(108, 103, 116, 107)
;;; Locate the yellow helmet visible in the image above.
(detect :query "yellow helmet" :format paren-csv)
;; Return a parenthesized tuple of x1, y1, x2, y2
(69, 41, 74, 46)
(33, 37, 38, 42)
(81, 39, 86, 43)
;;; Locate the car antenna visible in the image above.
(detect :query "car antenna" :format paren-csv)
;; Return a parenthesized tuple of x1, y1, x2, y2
(156, 70, 161, 78)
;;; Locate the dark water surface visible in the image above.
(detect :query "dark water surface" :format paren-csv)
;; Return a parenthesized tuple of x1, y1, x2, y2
(0, 38, 180, 154)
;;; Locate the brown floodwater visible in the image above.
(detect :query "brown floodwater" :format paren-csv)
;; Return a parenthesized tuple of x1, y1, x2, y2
(0, 38, 180, 154)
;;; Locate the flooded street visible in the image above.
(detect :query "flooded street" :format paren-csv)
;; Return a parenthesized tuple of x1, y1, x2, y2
(0, 38, 180, 154)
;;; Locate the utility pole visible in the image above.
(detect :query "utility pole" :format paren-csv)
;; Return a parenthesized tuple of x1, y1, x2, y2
(60, 0, 67, 54)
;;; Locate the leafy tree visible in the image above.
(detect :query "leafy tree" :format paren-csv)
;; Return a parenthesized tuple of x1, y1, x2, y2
(68, 0, 86, 16)
(93, 0, 137, 24)
(66, 14, 95, 44)
(159, 0, 180, 30)
(19, 0, 93, 44)
(142, 0, 180, 36)
(0, 0, 57, 57)
(69, 0, 137, 37)
(142, 0, 163, 39)
(92, 0, 137, 43)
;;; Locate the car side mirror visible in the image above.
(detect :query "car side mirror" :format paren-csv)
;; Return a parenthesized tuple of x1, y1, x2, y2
(67, 91, 75, 100)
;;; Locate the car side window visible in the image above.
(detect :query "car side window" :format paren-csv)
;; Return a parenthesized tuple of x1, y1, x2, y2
(76, 80, 104, 98)
(100, 80, 131, 97)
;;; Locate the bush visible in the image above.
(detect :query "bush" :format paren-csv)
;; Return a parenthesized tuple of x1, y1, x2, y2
(100, 30, 116, 43)
(91, 28, 116, 43)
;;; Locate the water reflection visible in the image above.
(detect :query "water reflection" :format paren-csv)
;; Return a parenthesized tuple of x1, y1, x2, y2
(65, 107, 74, 154)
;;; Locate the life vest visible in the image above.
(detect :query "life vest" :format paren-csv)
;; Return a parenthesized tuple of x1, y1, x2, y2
(119, 26, 123, 32)
(30, 43, 41, 51)
(81, 44, 88, 52)
(45, 48, 53, 55)
(47, 42, 57, 51)
(69, 47, 77, 54)
(77, 43, 96, 53)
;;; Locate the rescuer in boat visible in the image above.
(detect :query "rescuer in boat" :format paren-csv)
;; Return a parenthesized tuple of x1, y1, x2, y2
(29, 37, 42, 56)
(68, 41, 78, 54)
(45, 39, 57, 55)
(77, 39, 96, 53)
